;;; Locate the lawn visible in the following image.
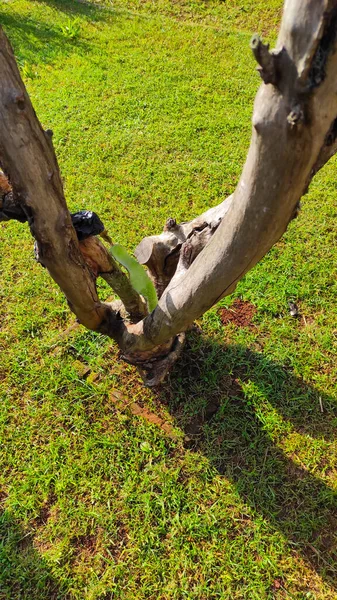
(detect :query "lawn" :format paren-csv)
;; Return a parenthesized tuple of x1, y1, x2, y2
(0, 0, 337, 598)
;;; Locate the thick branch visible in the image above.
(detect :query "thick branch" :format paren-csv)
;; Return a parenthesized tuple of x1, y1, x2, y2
(0, 168, 146, 320)
(3, 1, 337, 377)
(113, 0, 337, 355)
(0, 28, 112, 330)
(0, 27, 171, 370)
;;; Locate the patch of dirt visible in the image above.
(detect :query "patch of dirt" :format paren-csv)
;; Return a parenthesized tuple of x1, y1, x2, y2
(33, 493, 58, 528)
(107, 522, 129, 561)
(33, 536, 54, 554)
(34, 505, 51, 527)
(218, 299, 256, 328)
(71, 523, 129, 566)
(300, 315, 315, 327)
(73, 533, 97, 556)
(271, 578, 286, 596)
(110, 389, 179, 440)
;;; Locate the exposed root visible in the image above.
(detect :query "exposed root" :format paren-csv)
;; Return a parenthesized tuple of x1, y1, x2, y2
(122, 332, 186, 387)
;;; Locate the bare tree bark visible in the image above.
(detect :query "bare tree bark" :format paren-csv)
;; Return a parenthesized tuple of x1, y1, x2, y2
(1, 0, 337, 384)
(114, 0, 337, 360)
(0, 29, 147, 327)
(134, 196, 233, 298)
(77, 236, 147, 320)
(0, 29, 110, 330)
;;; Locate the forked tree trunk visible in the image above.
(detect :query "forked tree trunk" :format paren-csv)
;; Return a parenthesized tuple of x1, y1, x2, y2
(1, 0, 337, 384)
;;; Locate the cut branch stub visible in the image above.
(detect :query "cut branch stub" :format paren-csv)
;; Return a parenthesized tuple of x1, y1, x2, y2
(286, 104, 305, 128)
(134, 196, 233, 297)
(250, 34, 279, 85)
(135, 231, 182, 298)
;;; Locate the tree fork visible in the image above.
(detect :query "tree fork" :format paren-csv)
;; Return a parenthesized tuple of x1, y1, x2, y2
(1, 0, 337, 385)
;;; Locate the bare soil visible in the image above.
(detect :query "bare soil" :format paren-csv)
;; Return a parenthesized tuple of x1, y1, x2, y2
(218, 299, 256, 328)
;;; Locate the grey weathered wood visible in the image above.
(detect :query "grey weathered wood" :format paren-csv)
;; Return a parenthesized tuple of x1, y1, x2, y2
(0, 27, 109, 330)
(134, 196, 233, 297)
(250, 34, 280, 85)
(116, 0, 337, 356)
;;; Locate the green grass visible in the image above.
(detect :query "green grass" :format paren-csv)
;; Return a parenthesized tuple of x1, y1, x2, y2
(0, 0, 337, 598)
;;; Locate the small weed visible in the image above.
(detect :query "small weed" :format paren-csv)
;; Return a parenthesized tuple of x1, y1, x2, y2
(18, 59, 37, 80)
(59, 17, 81, 40)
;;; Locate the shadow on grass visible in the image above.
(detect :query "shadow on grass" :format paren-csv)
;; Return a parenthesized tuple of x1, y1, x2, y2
(11, 0, 116, 22)
(159, 330, 337, 587)
(0, 7, 92, 68)
(0, 504, 64, 600)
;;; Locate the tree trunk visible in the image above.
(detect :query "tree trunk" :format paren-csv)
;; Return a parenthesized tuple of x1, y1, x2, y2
(1, 0, 337, 384)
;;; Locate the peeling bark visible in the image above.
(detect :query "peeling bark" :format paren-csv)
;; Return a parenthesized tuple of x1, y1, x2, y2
(78, 237, 147, 320)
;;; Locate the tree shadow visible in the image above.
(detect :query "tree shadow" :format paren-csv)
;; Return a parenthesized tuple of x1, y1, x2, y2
(28, 0, 114, 20)
(0, 6, 91, 68)
(0, 501, 66, 600)
(158, 330, 337, 587)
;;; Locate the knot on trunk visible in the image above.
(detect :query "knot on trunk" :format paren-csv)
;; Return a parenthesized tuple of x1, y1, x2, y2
(287, 104, 304, 128)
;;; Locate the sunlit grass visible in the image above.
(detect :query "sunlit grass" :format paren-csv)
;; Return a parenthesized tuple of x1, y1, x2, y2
(0, 1, 336, 598)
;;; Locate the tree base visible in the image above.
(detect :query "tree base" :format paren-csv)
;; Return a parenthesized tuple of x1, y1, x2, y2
(121, 332, 186, 387)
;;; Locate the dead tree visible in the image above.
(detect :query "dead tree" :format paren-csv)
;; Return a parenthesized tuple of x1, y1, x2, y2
(1, 0, 337, 385)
